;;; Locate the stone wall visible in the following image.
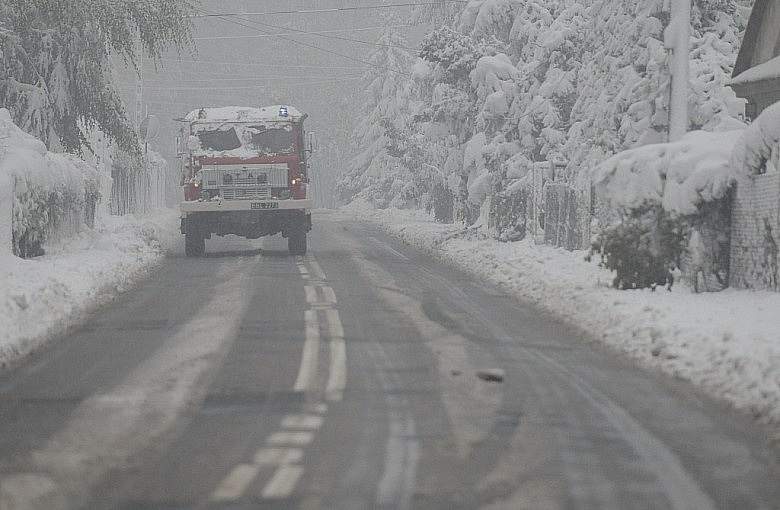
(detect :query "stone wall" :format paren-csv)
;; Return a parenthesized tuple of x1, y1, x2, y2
(730, 171, 780, 290)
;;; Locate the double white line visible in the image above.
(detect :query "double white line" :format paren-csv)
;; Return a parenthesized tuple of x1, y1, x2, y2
(295, 267, 347, 402)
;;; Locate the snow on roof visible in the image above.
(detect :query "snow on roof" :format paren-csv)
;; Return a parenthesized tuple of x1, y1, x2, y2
(184, 105, 305, 123)
(730, 54, 780, 86)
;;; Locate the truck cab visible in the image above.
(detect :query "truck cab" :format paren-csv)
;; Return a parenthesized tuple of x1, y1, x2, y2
(179, 105, 313, 256)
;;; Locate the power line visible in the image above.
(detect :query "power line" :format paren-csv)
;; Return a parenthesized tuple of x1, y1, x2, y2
(142, 74, 363, 84)
(201, 11, 418, 52)
(192, 24, 421, 41)
(194, 7, 407, 75)
(119, 76, 363, 92)
(190, 2, 468, 18)
(159, 58, 365, 71)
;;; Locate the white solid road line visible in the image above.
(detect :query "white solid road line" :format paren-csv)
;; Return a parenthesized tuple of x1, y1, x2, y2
(267, 431, 315, 446)
(304, 285, 318, 305)
(325, 308, 345, 338)
(293, 310, 320, 392)
(262, 465, 305, 500)
(281, 414, 324, 430)
(322, 286, 338, 305)
(210, 464, 262, 502)
(307, 258, 327, 281)
(325, 309, 347, 402)
(254, 447, 304, 465)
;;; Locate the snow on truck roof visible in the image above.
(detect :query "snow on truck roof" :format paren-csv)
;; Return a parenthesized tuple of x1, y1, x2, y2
(184, 105, 305, 123)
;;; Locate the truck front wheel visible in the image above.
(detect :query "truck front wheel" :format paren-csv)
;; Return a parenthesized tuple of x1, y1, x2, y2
(185, 231, 206, 257)
(288, 228, 307, 256)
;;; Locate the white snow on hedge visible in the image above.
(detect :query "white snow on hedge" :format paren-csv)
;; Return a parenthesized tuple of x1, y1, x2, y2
(0, 109, 180, 368)
(594, 129, 744, 215)
(341, 203, 780, 429)
(0, 108, 102, 254)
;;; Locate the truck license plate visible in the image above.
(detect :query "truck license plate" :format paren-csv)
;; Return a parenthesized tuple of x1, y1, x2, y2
(251, 201, 279, 210)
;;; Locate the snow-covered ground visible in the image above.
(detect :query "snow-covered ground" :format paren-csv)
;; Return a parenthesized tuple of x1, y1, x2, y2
(0, 210, 179, 369)
(341, 203, 780, 432)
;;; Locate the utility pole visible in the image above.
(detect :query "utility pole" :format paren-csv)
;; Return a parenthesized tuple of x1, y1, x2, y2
(135, 31, 144, 132)
(666, 0, 690, 142)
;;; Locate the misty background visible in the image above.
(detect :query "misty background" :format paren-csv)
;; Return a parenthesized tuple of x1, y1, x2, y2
(114, 0, 432, 209)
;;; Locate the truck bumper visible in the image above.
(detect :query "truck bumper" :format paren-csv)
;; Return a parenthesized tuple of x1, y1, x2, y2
(180, 198, 313, 214)
(179, 201, 312, 239)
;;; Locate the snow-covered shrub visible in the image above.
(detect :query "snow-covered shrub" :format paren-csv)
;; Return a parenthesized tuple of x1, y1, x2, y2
(592, 128, 746, 289)
(12, 181, 100, 257)
(589, 203, 688, 290)
(0, 109, 101, 258)
(594, 129, 742, 216)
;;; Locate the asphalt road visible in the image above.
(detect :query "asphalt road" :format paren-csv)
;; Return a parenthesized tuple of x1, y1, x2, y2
(0, 210, 778, 510)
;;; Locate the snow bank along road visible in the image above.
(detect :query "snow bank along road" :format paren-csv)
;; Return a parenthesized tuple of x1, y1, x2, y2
(0, 210, 778, 509)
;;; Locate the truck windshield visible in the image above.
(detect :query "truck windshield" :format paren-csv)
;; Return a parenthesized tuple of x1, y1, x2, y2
(246, 126, 295, 154)
(193, 123, 296, 154)
(196, 127, 242, 151)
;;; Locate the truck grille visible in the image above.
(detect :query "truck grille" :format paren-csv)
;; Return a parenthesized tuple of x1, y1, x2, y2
(221, 186, 271, 200)
(200, 164, 288, 201)
(201, 165, 288, 189)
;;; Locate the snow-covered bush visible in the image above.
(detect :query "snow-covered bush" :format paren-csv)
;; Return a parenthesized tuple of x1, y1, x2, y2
(591, 127, 746, 289)
(589, 203, 688, 290)
(594, 129, 743, 216)
(0, 109, 101, 258)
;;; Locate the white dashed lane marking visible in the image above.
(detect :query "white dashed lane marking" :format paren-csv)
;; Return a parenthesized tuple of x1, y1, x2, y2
(262, 465, 305, 500)
(267, 431, 315, 447)
(281, 414, 324, 430)
(211, 464, 262, 503)
(254, 447, 304, 466)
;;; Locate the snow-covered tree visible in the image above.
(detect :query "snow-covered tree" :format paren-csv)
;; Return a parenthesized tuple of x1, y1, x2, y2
(345, 0, 754, 235)
(0, 0, 194, 155)
(337, 27, 417, 208)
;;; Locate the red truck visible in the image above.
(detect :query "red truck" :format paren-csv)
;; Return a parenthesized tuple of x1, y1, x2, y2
(178, 105, 313, 257)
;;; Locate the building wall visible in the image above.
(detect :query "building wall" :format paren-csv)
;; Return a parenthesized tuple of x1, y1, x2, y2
(754, 0, 780, 66)
(730, 171, 780, 290)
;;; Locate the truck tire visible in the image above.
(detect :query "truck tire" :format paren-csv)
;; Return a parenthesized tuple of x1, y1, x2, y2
(185, 231, 205, 257)
(288, 229, 307, 256)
